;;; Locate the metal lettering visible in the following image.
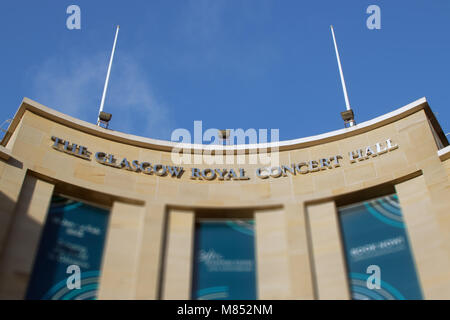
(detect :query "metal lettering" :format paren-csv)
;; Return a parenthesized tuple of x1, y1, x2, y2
(270, 167, 283, 178)
(295, 162, 309, 174)
(154, 164, 167, 176)
(119, 158, 133, 171)
(140, 162, 153, 174)
(95, 151, 106, 163)
(167, 166, 184, 178)
(356, 149, 365, 161)
(281, 165, 296, 176)
(50, 137, 400, 181)
(375, 142, 388, 154)
(256, 167, 269, 179)
(191, 168, 202, 179)
(386, 138, 398, 151)
(105, 154, 119, 167)
(215, 169, 228, 180)
(201, 168, 216, 180)
(227, 169, 239, 180)
(319, 158, 331, 170)
(131, 160, 141, 172)
(331, 155, 343, 167)
(308, 160, 320, 172)
(364, 146, 376, 158)
(239, 168, 250, 180)
(51, 136, 63, 149)
(76, 145, 91, 160)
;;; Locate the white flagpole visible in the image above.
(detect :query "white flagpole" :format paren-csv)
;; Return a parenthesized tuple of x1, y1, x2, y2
(330, 25, 355, 126)
(98, 25, 120, 125)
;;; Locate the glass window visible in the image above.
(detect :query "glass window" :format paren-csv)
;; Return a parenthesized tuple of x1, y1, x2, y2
(191, 220, 256, 300)
(26, 195, 109, 300)
(338, 193, 423, 300)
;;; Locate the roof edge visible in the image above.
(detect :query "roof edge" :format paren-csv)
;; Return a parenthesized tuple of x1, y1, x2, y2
(438, 145, 450, 161)
(1, 97, 445, 154)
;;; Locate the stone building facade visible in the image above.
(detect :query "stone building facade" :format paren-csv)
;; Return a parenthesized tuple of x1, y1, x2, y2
(0, 97, 448, 300)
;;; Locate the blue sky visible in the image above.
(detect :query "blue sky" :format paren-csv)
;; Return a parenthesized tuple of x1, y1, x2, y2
(0, 1, 449, 142)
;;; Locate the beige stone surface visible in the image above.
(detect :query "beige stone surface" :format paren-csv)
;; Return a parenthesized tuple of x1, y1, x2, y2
(135, 204, 166, 299)
(0, 164, 26, 256)
(161, 209, 194, 299)
(98, 202, 145, 299)
(443, 158, 450, 179)
(284, 203, 314, 299)
(396, 175, 450, 299)
(0, 175, 54, 299)
(255, 208, 291, 299)
(307, 201, 349, 300)
(0, 97, 449, 300)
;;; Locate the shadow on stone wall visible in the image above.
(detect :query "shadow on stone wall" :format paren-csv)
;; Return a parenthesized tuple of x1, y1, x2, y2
(0, 184, 43, 299)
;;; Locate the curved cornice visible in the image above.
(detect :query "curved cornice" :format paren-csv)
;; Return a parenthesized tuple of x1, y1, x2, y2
(1, 97, 447, 153)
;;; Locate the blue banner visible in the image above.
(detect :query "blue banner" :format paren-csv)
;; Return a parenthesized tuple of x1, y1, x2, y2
(26, 195, 109, 300)
(192, 220, 256, 300)
(339, 194, 423, 300)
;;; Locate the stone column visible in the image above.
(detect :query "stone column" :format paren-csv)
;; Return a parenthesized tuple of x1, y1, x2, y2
(396, 175, 450, 299)
(98, 202, 145, 299)
(161, 208, 195, 300)
(0, 175, 54, 299)
(135, 203, 166, 300)
(307, 201, 349, 300)
(285, 203, 314, 299)
(255, 208, 291, 299)
(0, 161, 26, 256)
